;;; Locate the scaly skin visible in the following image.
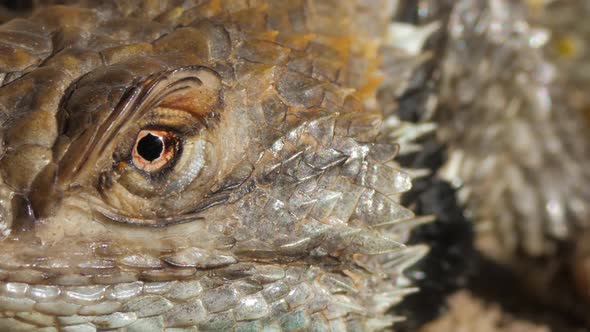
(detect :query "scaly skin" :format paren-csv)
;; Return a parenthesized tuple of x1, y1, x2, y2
(435, 0, 590, 324)
(0, 1, 434, 331)
(438, 0, 590, 258)
(3, 1, 589, 331)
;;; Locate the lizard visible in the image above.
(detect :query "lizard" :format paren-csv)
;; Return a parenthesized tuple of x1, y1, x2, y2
(0, 0, 441, 331)
(2, 0, 590, 331)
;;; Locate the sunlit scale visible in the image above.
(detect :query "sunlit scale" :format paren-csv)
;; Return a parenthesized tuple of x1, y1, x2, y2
(131, 130, 177, 173)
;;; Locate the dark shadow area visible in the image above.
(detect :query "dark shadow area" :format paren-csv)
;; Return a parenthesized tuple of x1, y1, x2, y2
(391, 4, 476, 326)
(393, 139, 475, 331)
(0, 0, 33, 23)
(0, 0, 32, 11)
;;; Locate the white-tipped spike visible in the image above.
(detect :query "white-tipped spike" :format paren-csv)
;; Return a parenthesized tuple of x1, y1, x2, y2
(379, 215, 436, 232)
(386, 21, 441, 55)
(371, 288, 419, 313)
(366, 315, 402, 330)
(382, 245, 430, 273)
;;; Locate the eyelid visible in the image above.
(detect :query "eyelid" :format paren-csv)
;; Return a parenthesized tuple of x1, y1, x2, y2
(157, 82, 220, 118)
(142, 107, 207, 136)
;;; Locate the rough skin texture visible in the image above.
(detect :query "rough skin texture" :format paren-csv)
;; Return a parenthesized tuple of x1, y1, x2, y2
(0, 1, 436, 331)
(2, 0, 590, 331)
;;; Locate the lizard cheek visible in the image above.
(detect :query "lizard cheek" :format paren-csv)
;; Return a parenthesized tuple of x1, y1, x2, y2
(132, 130, 178, 173)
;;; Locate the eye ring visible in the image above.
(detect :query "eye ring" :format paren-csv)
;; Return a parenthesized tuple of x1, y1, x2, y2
(132, 130, 178, 173)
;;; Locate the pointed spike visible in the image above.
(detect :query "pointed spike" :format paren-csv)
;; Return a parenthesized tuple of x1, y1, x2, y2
(354, 189, 415, 227)
(371, 288, 419, 313)
(382, 215, 435, 231)
(386, 21, 441, 56)
(331, 227, 405, 255)
(356, 162, 412, 195)
(382, 245, 429, 272)
(366, 316, 401, 330)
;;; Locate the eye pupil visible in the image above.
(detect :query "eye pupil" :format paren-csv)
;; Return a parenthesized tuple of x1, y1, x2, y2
(137, 133, 164, 162)
(132, 130, 177, 173)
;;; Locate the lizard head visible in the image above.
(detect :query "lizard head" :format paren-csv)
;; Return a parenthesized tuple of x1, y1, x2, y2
(0, 1, 427, 330)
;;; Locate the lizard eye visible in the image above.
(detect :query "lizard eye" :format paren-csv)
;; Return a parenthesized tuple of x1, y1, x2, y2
(49, 66, 225, 225)
(132, 130, 179, 173)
